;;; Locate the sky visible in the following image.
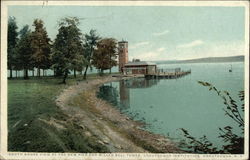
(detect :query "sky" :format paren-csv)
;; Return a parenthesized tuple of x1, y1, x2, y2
(8, 5, 245, 61)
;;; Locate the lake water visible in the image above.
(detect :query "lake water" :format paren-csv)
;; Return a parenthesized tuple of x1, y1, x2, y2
(98, 62, 244, 150)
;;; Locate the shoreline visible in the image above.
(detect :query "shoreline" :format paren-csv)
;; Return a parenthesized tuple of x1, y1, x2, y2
(56, 75, 183, 153)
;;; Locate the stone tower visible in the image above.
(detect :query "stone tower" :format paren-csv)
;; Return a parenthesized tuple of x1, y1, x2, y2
(118, 40, 128, 72)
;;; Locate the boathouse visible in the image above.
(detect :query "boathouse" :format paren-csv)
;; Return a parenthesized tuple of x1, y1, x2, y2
(123, 60, 157, 75)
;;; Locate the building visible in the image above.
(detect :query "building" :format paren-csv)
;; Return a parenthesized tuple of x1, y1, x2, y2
(123, 60, 157, 75)
(118, 40, 128, 72)
(118, 40, 157, 75)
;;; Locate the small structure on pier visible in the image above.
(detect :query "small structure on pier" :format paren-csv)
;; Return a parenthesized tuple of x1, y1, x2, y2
(123, 59, 157, 75)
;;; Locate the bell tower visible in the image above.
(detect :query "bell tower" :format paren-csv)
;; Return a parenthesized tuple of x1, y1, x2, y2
(118, 40, 128, 73)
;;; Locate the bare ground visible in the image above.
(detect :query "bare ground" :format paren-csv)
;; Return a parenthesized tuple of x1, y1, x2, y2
(55, 75, 183, 153)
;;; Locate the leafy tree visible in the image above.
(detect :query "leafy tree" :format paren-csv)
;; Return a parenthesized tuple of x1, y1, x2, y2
(92, 38, 117, 75)
(19, 25, 30, 39)
(51, 17, 84, 83)
(83, 29, 100, 79)
(7, 16, 18, 78)
(15, 25, 33, 79)
(180, 81, 244, 154)
(30, 19, 51, 77)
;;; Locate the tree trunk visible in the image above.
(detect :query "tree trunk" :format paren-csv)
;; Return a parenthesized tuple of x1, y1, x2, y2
(109, 54, 111, 74)
(32, 69, 34, 77)
(9, 68, 13, 79)
(16, 70, 17, 78)
(37, 68, 40, 77)
(24, 69, 29, 79)
(43, 69, 45, 76)
(23, 69, 26, 79)
(62, 71, 68, 84)
(53, 69, 56, 77)
(83, 65, 89, 80)
(74, 69, 76, 78)
(100, 69, 104, 76)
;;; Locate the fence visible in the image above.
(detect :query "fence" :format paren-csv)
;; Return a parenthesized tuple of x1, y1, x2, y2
(157, 68, 181, 74)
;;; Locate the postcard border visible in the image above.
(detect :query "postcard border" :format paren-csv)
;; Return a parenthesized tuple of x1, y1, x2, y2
(1, 1, 249, 160)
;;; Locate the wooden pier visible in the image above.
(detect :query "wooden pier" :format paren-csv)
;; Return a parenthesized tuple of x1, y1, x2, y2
(145, 69, 191, 79)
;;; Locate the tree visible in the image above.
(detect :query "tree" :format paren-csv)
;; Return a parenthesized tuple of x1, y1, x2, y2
(30, 19, 51, 77)
(180, 81, 244, 154)
(51, 17, 85, 84)
(15, 25, 33, 79)
(92, 38, 117, 75)
(83, 29, 101, 79)
(7, 16, 18, 79)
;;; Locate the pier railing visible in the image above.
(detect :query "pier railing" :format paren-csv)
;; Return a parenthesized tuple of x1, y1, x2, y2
(146, 68, 191, 79)
(157, 68, 191, 74)
(157, 68, 181, 74)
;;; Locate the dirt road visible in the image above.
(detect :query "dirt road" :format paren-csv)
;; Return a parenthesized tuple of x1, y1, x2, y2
(56, 75, 182, 153)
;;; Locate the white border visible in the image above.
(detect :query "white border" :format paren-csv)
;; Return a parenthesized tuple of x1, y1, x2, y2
(243, 1, 249, 159)
(1, 1, 249, 160)
(1, 0, 250, 6)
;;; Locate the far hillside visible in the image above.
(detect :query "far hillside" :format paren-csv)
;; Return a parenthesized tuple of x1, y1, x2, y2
(153, 55, 244, 64)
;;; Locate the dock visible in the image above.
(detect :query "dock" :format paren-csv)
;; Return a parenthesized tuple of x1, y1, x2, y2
(145, 69, 191, 79)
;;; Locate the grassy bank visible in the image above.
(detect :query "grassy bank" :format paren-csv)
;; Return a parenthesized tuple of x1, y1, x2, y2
(8, 74, 110, 152)
(8, 73, 181, 153)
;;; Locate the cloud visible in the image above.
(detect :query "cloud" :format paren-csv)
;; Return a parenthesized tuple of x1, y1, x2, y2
(157, 47, 166, 52)
(130, 40, 245, 61)
(129, 41, 150, 49)
(174, 40, 245, 60)
(152, 30, 169, 36)
(136, 42, 149, 46)
(177, 40, 204, 48)
(204, 41, 245, 57)
(136, 51, 161, 60)
(132, 47, 166, 61)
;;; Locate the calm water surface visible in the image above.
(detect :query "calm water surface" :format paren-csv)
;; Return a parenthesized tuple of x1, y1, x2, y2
(98, 62, 244, 149)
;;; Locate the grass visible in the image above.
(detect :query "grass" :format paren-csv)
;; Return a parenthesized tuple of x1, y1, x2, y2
(8, 74, 110, 152)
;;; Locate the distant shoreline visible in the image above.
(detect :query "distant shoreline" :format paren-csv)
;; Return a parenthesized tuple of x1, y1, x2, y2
(153, 55, 244, 65)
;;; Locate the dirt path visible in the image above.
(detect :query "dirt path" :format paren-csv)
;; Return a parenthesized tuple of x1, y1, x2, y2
(56, 75, 183, 153)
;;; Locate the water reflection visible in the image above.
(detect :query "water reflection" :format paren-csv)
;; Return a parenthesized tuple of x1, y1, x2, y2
(97, 83, 119, 106)
(119, 80, 130, 109)
(122, 78, 160, 89)
(98, 78, 159, 111)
